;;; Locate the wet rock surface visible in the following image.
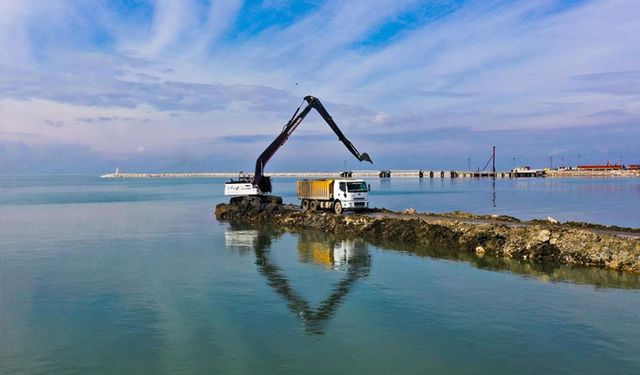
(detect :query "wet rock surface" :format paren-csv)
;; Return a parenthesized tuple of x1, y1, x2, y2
(215, 201, 640, 273)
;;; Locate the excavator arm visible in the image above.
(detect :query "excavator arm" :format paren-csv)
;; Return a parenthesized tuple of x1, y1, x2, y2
(253, 95, 372, 193)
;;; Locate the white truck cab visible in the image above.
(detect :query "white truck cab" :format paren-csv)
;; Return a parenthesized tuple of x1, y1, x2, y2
(333, 179, 369, 210)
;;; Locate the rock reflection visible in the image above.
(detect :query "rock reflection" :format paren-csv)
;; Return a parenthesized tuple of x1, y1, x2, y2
(225, 227, 371, 334)
(373, 239, 640, 290)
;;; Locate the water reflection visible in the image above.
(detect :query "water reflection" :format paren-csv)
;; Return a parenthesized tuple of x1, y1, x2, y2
(491, 179, 496, 207)
(226, 228, 371, 334)
(371, 238, 640, 290)
(225, 224, 640, 340)
(228, 226, 640, 291)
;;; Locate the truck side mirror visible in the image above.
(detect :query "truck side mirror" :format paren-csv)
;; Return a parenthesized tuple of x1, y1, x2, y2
(368, 184, 371, 192)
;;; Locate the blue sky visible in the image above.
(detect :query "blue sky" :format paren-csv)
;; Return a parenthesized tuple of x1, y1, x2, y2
(0, 0, 638, 173)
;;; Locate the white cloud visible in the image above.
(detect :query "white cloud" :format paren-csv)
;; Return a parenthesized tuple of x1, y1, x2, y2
(144, 0, 199, 55)
(196, 0, 244, 50)
(0, 0, 35, 66)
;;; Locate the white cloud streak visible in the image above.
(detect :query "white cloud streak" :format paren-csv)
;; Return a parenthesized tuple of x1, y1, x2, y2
(145, 0, 199, 55)
(197, 0, 244, 51)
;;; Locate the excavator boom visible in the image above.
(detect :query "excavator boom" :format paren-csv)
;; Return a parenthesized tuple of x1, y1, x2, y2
(252, 95, 372, 193)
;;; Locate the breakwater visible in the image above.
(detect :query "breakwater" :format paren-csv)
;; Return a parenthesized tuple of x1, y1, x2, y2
(215, 202, 640, 273)
(100, 170, 519, 179)
(100, 169, 640, 179)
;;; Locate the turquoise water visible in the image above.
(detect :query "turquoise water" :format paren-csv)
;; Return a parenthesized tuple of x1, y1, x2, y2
(1, 176, 640, 374)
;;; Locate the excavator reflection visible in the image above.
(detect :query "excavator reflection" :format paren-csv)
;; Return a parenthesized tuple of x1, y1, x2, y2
(225, 228, 371, 334)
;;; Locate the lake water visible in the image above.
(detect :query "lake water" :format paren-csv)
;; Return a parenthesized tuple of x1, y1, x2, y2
(1, 176, 639, 374)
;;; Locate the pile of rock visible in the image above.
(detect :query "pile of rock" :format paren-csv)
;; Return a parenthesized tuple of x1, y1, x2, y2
(215, 203, 640, 273)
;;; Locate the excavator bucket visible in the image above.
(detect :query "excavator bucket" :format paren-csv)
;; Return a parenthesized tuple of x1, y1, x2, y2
(360, 153, 373, 164)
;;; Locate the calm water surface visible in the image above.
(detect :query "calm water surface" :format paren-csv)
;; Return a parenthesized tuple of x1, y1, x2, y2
(1, 176, 639, 374)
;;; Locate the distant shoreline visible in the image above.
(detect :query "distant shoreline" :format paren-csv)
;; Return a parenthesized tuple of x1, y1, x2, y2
(100, 172, 360, 179)
(99, 170, 640, 179)
(545, 170, 640, 178)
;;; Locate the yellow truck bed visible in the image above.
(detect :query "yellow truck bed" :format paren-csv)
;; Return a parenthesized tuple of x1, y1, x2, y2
(297, 179, 334, 200)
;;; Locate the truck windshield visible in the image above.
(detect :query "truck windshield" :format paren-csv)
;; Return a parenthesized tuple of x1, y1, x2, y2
(347, 182, 368, 192)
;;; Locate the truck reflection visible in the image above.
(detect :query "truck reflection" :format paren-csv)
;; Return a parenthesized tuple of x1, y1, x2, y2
(225, 228, 371, 334)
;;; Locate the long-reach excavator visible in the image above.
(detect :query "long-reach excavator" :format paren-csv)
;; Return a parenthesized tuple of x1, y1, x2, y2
(224, 95, 372, 204)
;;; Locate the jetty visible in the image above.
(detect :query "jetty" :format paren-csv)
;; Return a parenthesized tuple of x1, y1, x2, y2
(215, 202, 640, 273)
(100, 169, 534, 179)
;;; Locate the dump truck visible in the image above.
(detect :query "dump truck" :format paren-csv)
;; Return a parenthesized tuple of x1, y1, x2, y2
(297, 178, 369, 214)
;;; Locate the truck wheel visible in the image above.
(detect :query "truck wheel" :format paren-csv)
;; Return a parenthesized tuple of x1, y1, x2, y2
(301, 199, 309, 211)
(310, 200, 318, 211)
(334, 201, 343, 215)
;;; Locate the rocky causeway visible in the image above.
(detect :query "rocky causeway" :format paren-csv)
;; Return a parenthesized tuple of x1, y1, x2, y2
(215, 200, 640, 274)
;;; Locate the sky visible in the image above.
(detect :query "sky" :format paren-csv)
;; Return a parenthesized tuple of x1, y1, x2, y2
(0, 0, 638, 173)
